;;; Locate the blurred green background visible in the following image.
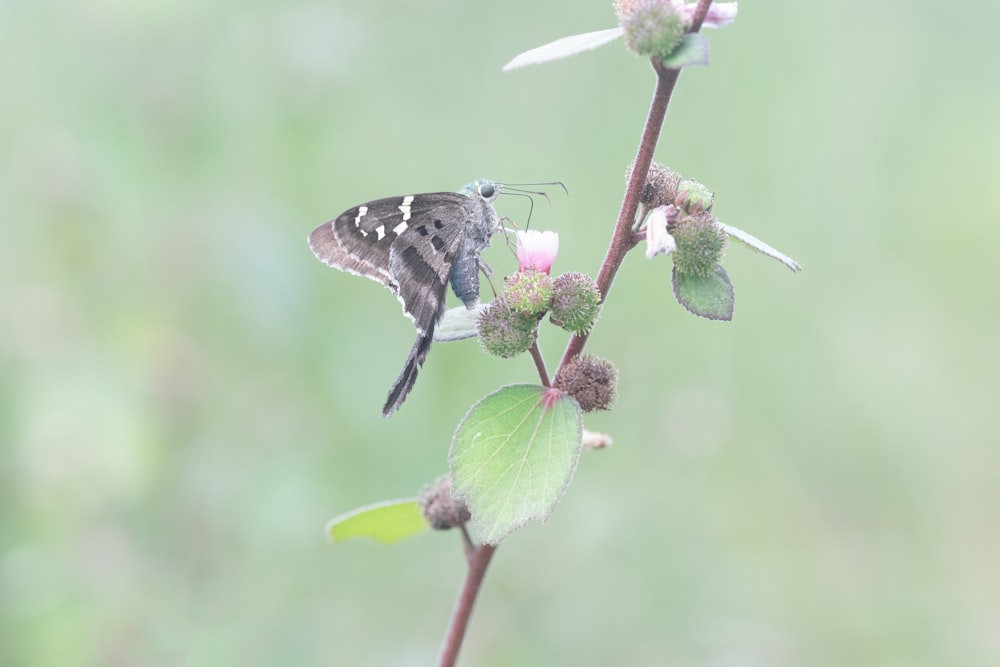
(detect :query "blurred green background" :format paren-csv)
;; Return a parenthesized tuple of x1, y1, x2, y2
(3, 0, 999, 665)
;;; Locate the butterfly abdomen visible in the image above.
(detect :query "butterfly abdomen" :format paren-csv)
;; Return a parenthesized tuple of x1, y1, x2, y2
(450, 246, 482, 309)
(448, 193, 501, 309)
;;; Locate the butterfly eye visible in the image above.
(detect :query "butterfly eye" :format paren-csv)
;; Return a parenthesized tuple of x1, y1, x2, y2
(479, 183, 495, 198)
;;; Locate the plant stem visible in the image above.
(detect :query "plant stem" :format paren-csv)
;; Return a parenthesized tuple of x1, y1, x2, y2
(557, 62, 679, 371)
(529, 339, 551, 387)
(436, 8, 717, 664)
(556, 0, 714, 373)
(689, 0, 715, 33)
(438, 542, 497, 667)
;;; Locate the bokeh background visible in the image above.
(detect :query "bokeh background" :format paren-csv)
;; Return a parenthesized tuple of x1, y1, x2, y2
(3, 1, 999, 665)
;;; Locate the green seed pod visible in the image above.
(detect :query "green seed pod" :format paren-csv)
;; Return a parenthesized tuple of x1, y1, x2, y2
(549, 272, 601, 334)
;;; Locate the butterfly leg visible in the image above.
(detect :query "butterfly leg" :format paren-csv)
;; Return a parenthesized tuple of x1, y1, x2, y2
(479, 259, 503, 300)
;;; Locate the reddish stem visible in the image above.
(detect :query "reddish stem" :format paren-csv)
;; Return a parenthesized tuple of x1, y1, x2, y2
(437, 6, 718, 664)
(438, 543, 497, 667)
(689, 0, 715, 33)
(557, 0, 714, 372)
(558, 62, 679, 371)
(529, 339, 551, 387)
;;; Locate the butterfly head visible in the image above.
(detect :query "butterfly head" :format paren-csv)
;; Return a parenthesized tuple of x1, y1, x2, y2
(461, 178, 502, 204)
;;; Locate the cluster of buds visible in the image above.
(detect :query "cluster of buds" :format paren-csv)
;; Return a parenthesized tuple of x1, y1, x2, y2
(634, 161, 728, 277)
(478, 231, 602, 359)
(615, 0, 738, 59)
(626, 160, 682, 213)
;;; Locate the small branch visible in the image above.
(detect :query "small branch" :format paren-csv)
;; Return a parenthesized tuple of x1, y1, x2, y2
(529, 339, 551, 387)
(459, 524, 475, 556)
(438, 543, 498, 667)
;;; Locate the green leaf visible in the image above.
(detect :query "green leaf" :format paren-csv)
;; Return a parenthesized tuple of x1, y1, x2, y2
(326, 499, 428, 545)
(718, 221, 801, 272)
(672, 264, 735, 321)
(450, 384, 583, 545)
(660, 33, 711, 68)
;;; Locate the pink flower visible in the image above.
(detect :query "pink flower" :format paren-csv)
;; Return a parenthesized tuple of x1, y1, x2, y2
(671, 0, 738, 28)
(516, 230, 559, 274)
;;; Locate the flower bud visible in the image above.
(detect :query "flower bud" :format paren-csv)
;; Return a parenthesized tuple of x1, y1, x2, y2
(670, 212, 727, 277)
(504, 270, 554, 317)
(615, 0, 685, 58)
(418, 475, 470, 531)
(675, 179, 714, 214)
(549, 272, 601, 334)
(477, 298, 536, 358)
(582, 429, 613, 450)
(554, 355, 618, 413)
(626, 161, 682, 211)
(516, 230, 559, 274)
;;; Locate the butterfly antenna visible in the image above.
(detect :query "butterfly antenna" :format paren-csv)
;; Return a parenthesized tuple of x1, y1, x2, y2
(500, 181, 568, 228)
(498, 190, 537, 229)
(504, 181, 569, 197)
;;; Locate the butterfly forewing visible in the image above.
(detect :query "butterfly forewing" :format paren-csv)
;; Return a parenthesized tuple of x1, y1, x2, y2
(310, 192, 472, 332)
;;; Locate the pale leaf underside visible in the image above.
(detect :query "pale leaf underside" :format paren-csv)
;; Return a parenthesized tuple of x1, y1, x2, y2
(502, 27, 625, 71)
(434, 303, 489, 342)
(719, 221, 801, 272)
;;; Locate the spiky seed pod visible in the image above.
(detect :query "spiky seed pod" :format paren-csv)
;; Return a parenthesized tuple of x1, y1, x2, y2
(626, 160, 682, 211)
(670, 212, 728, 277)
(504, 270, 555, 318)
(549, 272, 601, 334)
(418, 475, 470, 530)
(614, 0, 685, 58)
(554, 354, 618, 413)
(477, 298, 536, 359)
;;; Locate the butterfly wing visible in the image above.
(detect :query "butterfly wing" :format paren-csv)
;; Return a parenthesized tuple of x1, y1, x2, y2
(309, 192, 473, 416)
(309, 193, 469, 329)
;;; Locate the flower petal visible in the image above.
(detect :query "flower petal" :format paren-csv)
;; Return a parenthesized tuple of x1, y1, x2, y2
(678, 1, 738, 29)
(516, 230, 560, 274)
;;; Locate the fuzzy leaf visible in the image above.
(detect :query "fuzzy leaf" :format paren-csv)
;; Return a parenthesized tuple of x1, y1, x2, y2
(326, 499, 427, 545)
(660, 33, 711, 68)
(672, 264, 735, 321)
(718, 222, 802, 272)
(434, 303, 489, 342)
(502, 27, 624, 71)
(450, 384, 583, 545)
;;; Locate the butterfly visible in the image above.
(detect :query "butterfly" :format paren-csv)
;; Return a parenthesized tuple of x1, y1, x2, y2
(309, 179, 502, 417)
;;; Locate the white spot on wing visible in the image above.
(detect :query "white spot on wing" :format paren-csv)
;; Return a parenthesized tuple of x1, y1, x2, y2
(375, 224, 386, 240)
(354, 206, 368, 227)
(398, 195, 414, 221)
(392, 221, 407, 235)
